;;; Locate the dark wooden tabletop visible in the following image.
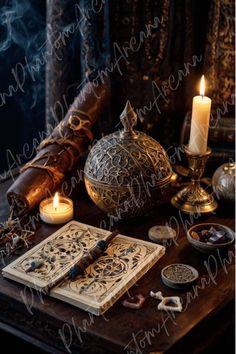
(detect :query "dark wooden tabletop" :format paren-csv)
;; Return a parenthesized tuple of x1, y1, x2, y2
(0, 175, 235, 354)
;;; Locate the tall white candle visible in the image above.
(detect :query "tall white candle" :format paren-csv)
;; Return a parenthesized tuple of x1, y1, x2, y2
(188, 75, 211, 154)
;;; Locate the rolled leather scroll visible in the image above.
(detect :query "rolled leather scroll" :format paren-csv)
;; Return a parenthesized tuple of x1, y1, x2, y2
(7, 79, 110, 216)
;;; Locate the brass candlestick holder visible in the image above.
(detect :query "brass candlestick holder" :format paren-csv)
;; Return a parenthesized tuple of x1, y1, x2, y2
(171, 146, 218, 214)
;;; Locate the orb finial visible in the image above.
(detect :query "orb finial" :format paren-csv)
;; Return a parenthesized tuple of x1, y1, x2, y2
(120, 100, 137, 136)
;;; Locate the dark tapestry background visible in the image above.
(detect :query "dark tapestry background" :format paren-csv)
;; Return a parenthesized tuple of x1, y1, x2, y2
(46, 0, 235, 151)
(0, 0, 234, 173)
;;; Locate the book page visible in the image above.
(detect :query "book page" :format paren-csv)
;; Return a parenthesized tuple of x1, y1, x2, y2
(51, 235, 165, 315)
(2, 221, 165, 315)
(2, 221, 110, 289)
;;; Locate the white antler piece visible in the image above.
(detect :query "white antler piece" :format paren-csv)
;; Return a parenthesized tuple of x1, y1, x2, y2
(150, 291, 163, 300)
(150, 290, 182, 312)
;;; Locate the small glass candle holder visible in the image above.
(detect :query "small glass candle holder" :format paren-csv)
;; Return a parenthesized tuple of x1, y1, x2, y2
(171, 146, 218, 214)
(40, 194, 74, 224)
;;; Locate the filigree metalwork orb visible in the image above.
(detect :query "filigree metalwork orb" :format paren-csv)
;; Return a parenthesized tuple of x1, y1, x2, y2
(212, 162, 235, 202)
(84, 101, 173, 219)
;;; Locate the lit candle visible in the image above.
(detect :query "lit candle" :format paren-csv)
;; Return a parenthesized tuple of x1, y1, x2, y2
(188, 75, 211, 154)
(40, 192, 74, 224)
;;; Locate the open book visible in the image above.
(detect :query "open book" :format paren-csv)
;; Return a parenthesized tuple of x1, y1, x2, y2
(2, 221, 165, 315)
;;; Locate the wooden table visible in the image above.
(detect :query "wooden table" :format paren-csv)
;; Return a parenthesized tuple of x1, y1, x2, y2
(0, 177, 234, 354)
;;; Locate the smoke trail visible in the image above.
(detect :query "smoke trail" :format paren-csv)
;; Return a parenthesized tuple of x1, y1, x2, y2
(0, 1, 30, 52)
(0, 0, 85, 173)
(0, 0, 46, 110)
(0, 0, 46, 173)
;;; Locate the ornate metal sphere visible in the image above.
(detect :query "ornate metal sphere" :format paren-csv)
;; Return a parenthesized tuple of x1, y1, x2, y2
(84, 101, 173, 218)
(212, 162, 235, 202)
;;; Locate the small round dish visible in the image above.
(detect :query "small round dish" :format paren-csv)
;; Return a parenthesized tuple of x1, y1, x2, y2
(161, 263, 199, 290)
(187, 223, 235, 254)
(148, 225, 176, 244)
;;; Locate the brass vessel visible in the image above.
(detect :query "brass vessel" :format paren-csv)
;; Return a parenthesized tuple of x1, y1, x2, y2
(84, 101, 173, 219)
(171, 146, 218, 213)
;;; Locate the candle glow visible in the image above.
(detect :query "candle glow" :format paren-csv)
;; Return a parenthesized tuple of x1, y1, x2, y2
(40, 193, 74, 224)
(53, 192, 59, 210)
(200, 75, 205, 96)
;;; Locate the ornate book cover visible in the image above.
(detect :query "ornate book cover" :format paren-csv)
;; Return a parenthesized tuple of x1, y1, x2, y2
(2, 221, 165, 315)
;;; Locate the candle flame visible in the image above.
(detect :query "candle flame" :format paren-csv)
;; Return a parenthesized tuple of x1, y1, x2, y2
(200, 75, 205, 96)
(53, 192, 59, 210)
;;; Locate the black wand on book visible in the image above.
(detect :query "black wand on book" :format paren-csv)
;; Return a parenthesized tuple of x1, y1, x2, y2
(68, 229, 119, 280)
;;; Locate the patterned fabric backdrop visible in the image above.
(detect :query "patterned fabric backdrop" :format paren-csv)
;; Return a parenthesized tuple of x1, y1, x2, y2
(45, 0, 235, 147)
(204, 0, 235, 111)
